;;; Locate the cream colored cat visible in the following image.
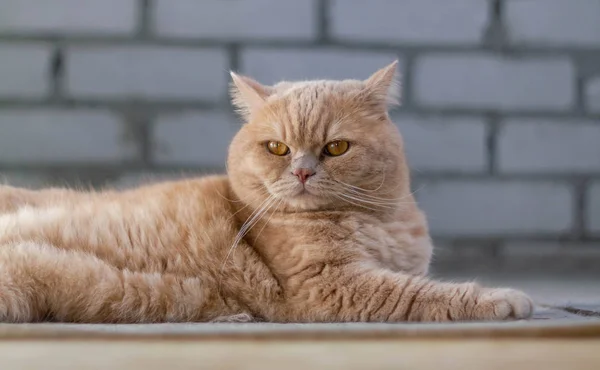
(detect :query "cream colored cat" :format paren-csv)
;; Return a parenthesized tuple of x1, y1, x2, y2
(0, 61, 533, 323)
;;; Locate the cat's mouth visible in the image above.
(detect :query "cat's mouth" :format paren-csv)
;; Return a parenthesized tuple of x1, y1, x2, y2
(287, 183, 319, 198)
(266, 179, 325, 205)
(267, 180, 333, 210)
(297, 187, 313, 196)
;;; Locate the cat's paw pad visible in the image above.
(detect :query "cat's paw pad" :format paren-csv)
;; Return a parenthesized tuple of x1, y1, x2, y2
(211, 313, 255, 323)
(474, 288, 534, 321)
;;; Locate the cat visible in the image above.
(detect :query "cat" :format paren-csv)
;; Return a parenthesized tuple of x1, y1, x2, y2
(0, 61, 533, 323)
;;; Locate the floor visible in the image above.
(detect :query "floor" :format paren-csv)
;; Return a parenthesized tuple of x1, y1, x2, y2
(442, 272, 600, 306)
(0, 273, 598, 369)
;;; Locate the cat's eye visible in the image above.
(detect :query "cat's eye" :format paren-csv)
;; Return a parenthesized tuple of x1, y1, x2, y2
(267, 141, 290, 156)
(323, 140, 349, 156)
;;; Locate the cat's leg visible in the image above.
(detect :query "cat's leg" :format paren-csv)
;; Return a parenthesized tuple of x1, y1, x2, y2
(283, 265, 533, 323)
(0, 242, 217, 323)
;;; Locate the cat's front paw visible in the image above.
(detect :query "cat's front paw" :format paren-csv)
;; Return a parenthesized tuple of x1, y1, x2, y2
(473, 288, 534, 321)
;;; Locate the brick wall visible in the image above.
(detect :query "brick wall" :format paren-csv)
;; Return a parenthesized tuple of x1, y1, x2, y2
(0, 0, 599, 272)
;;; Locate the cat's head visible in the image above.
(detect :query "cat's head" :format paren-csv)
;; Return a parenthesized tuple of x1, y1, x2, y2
(227, 61, 411, 213)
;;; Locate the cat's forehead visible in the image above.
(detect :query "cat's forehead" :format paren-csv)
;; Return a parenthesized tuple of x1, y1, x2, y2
(273, 79, 363, 99)
(266, 80, 365, 146)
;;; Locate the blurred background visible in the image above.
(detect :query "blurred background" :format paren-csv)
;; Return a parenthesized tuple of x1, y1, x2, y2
(0, 0, 599, 277)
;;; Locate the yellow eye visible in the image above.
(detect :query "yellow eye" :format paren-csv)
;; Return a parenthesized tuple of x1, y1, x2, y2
(324, 140, 349, 156)
(267, 141, 290, 156)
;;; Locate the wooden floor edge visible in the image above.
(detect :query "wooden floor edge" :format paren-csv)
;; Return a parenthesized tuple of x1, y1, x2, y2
(0, 339, 600, 370)
(1, 322, 600, 341)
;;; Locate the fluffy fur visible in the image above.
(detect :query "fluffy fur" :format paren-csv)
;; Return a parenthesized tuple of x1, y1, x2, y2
(0, 62, 533, 323)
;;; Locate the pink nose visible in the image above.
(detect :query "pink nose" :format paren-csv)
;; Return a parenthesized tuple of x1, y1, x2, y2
(293, 168, 315, 183)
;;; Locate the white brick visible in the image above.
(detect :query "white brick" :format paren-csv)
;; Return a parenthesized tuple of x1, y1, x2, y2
(503, 242, 600, 257)
(330, 0, 489, 45)
(0, 110, 137, 164)
(506, 0, 600, 47)
(66, 47, 228, 101)
(0, 0, 137, 35)
(588, 182, 600, 234)
(0, 44, 51, 98)
(417, 181, 574, 236)
(432, 243, 495, 260)
(414, 54, 575, 111)
(501, 242, 600, 273)
(241, 49, 400, 84)
(393, 115, 487, 173)
(586, 76, 600, 113)
(152, 111, 238, 167)
(498, 119, 600, 173)
(155, 0, 317, 41)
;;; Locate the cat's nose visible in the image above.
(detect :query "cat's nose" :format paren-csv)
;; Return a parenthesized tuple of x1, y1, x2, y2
(293, 168, 315, 184)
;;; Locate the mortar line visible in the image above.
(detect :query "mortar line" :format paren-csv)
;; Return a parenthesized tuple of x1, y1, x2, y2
(400, 52, 416, 109)
(49, 43, 65, 100)
(574, 178, 589, 239)
(316, 0, 330, 44)
(228, 44, 241, 72)
(575, 65, 586, 114)
(486, 114, 500, 175)
(138, 0, 153, 38)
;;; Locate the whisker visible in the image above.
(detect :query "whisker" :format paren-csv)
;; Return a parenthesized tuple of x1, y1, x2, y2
(226, 191, 270, 222)
(219, 195, 276, 280)
(326, 178, 426, 204)
(403, 183, 427, 201)
(218, 197, 276, 293)
(337, 176, 402, 196)
(253, 197, 284, 243)
(232, 196, 277, 248)
(227, 202, 251, 221)
(337, 192, 398, 209)
(335, 164, 388, 193)
(341, 186, 409, 202)
(215, 187, 245, 203)
(318, 179, 399, 202)
(334, 194, 380, 212)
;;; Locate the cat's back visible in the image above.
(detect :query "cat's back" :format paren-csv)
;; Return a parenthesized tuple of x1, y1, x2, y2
(91, 174, 234, 222)
(94, 174, 242, 273)
(113, 174, 239, 241)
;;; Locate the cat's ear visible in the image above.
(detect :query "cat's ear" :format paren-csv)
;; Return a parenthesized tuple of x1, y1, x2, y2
(229, 72, 273, 119)
(363, 60, 401, 109)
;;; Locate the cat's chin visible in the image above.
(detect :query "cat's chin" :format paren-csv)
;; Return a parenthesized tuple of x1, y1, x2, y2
(294, 188, 315, 197)
(284, 188, 315, 202)
(278, 188, 328, 211)
(292, 184, 327, 199)
(265, 181, 331, 210)
(284, 198, 324, 211)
